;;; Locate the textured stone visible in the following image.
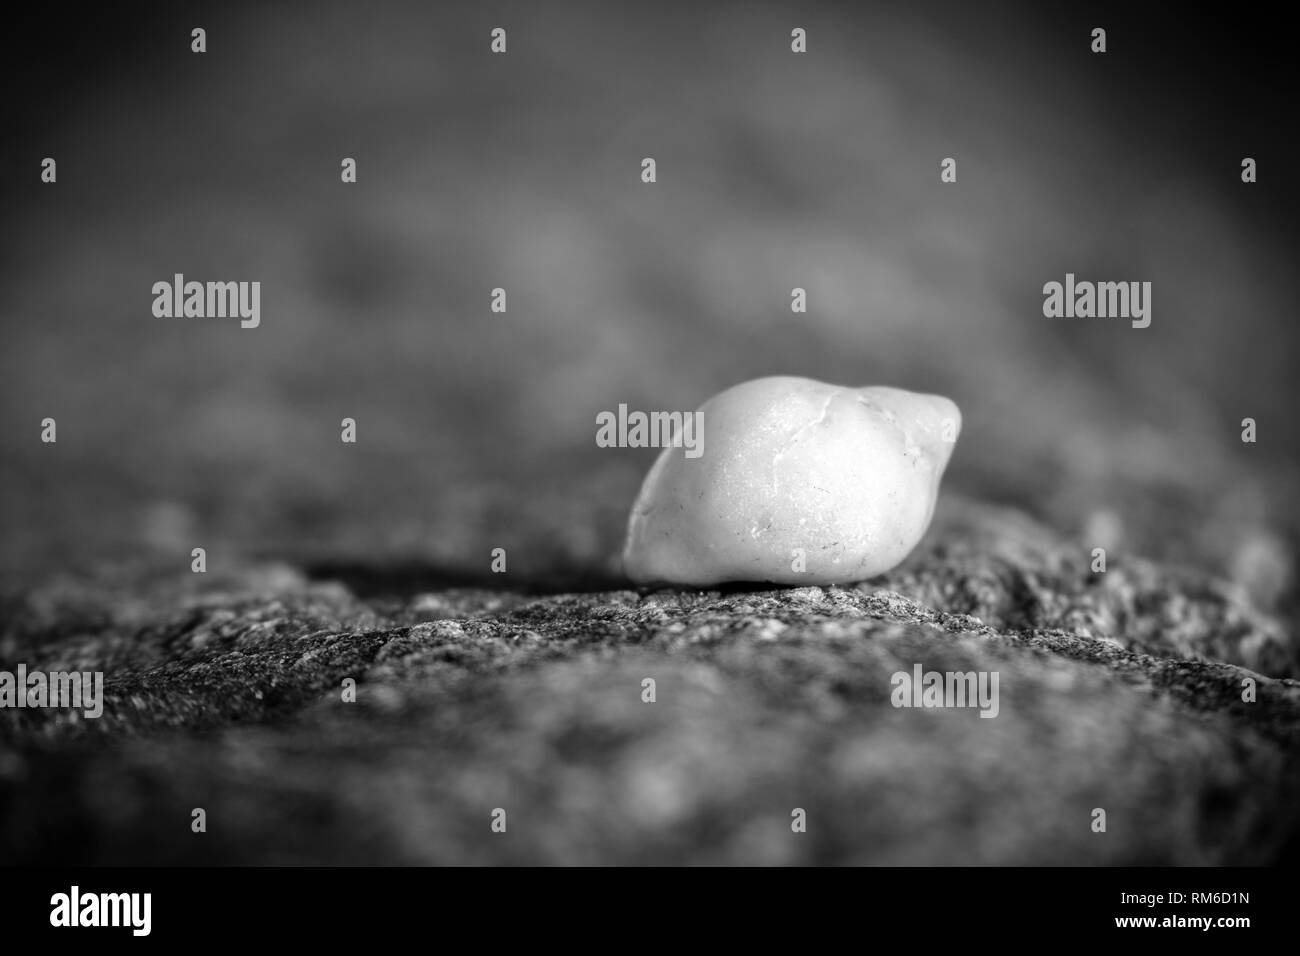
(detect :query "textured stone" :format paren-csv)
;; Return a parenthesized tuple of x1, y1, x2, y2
(1, 497, 1295, 866)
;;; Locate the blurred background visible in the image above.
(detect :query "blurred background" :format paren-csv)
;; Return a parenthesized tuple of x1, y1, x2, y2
(1, 0, 1296, 614)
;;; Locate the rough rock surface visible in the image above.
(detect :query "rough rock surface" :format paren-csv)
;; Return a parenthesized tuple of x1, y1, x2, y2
(2, 497, 1296, 865)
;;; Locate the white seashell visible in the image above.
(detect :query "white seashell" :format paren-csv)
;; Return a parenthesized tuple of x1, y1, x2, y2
(622, 376, 960, 586)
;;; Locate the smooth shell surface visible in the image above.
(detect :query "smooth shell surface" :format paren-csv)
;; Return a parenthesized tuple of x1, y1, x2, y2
(622, 376, 961, 586)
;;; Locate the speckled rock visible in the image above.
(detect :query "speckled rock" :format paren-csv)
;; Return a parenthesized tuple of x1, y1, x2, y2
(1, 497, 1295, 866)
(622, 377, 961, 586)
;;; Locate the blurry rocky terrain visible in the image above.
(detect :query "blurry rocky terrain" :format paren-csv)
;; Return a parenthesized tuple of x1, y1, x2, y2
(1, 1, 1296, 864)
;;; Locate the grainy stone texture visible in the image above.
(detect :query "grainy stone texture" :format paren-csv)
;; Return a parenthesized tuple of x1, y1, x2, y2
(2, 497, 1296, 865)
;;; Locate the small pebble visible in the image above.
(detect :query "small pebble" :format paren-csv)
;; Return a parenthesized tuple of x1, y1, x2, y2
(622, 376, 960, 586)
